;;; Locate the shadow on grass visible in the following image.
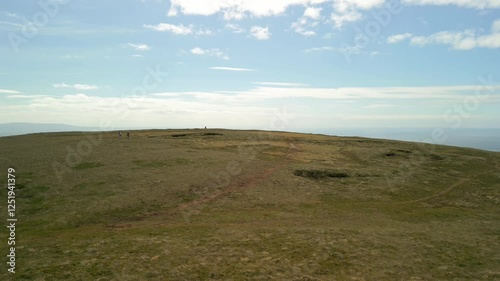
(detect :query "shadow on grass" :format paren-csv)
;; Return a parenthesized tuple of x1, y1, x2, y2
(294, 169, 349, 179)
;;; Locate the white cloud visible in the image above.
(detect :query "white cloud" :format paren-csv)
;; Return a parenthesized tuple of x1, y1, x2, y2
(331, 0, 385, 28)
(225, 23, 245, 33)
(223, 9, 246, 20)
(250, 26, 271, 40)
(190, 47, 230, 60)
(304, 6, 322, 19)
(340, 0, 386, 10)
(163, 1, 388, 30)
(143, 23, 214, 35)
(164, 0, 388, 30)
(6, 12, 21, 19)
(0, 20, 24, 28)
(143, 23, 193, 34)
(387, 33, 413, 43)
(121, 43, 151, 51)
(338, 44, 364, 55)
(304, 46, 335, 52)
(1, 93, 273, 128)
(167, 0, 332, 18)
(292, 18, 317, 36)
(330, 10, 362, 29)
(196, 28, 214, 35)
(190, 47, 205, 55)
(390, 20, 500, 50)
(53, 83, 98, 90)
(298, 30, 317, 36)
(0, 89, 21, 94)
(195, 84, 500, 101)
(304, 45, 364, 57)
(253, 82, 308, 87)
(167, 6, 178, 16)
(292, 7, 322, 37)
(209, 67, 256, 71)
(131, 54, 145, 58)
(3, 84, 500, 128)
(494, 20, 500, 33)
(402, 0, 500, 9)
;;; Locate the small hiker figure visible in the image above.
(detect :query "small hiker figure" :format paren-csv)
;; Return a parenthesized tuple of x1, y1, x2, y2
(126, 132, 130, 138)
(204, 126, 207, 129)
(118, 131, 122, 137)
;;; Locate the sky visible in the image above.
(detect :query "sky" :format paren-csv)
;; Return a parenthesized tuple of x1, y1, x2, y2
(0, 0, 499, 136)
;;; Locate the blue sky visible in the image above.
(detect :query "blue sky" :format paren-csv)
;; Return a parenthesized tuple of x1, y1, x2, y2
(0, 0, 499, 133)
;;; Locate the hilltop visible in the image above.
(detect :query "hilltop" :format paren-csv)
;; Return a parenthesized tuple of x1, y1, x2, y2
(0, 129, 499, 280)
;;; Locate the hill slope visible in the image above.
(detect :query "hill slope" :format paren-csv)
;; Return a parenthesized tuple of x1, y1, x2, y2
(0, 129, 499, 280)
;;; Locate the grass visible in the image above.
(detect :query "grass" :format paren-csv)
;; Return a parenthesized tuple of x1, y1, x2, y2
(0, 129, 498, 280)
(73, 162, 104, 170)
(294, 169, 349, 179)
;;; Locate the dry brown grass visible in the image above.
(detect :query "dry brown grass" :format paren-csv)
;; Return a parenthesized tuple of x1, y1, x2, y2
(0, 129, 499, 280)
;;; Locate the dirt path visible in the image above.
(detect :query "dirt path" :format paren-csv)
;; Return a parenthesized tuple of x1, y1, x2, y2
(114, 142, 301, 226)
(170, 144, 300, 217)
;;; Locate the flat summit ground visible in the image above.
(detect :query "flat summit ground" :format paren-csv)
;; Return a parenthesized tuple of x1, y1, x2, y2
(0, 129, 499, 280)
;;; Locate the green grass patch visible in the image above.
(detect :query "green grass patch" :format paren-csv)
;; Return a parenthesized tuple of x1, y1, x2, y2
(18, 185, 50, 199)
(386, 205, 473, 223)
(132, 160, 168, 168)
(72, 183, 86, 190)
(429, 153, 444, 160)
(175, 158, 191, 165)
(133, 158, 191, 168)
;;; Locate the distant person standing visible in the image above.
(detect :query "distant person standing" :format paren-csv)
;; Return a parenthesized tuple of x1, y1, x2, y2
(127, 132, 130, 138)
(119, 131, 122, 137)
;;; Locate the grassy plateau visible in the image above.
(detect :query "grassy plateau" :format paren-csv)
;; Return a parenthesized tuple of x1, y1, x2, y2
(0, 129, 499, 280)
